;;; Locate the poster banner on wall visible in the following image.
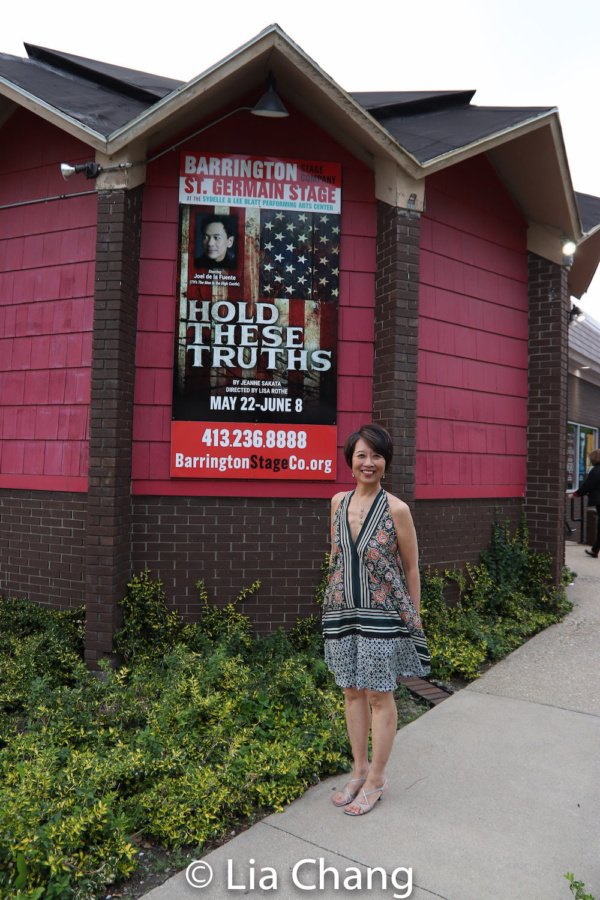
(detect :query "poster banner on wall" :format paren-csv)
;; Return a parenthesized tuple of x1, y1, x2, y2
(171, 152, 341, 480)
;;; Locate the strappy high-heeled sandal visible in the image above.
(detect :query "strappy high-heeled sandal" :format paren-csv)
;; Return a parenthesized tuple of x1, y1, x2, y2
(331, 776, 367, 807)
(343, 779, 388, 816)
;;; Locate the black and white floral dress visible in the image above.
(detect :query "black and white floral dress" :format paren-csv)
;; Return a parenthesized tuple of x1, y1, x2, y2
(322, 489, 430, 691)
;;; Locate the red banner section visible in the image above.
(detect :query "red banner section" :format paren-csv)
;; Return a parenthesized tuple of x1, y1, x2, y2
(171, 422, 337, 480)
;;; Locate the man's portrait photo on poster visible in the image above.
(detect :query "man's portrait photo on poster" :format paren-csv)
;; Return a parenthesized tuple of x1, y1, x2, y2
(194, 213, 238, 271)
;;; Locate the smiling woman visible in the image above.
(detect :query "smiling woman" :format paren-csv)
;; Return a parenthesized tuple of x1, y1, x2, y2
(322, 423, 430, 816)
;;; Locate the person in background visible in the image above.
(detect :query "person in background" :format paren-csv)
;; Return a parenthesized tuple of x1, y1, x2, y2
(575, 448, 600, 558)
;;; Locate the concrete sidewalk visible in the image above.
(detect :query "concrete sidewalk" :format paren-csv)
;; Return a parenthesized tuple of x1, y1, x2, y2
(146, 543, 600, 900)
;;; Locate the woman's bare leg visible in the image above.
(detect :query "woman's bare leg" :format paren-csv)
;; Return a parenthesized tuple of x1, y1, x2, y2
(332, 686, 371, 805)
(343, 689, 397, 814)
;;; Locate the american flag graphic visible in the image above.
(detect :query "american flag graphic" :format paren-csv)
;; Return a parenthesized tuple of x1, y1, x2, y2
(259, 210, 340, 302)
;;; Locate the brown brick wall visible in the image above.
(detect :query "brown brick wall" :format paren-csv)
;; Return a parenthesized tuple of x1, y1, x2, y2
(414, 497, 524, 571)
(373, 202, 420, 503)
(131, 496, 330, 630)
(85, 187, 144, 665)
(0, 489, 86, 606)
(525, 254, 569, 583)
(127, 494, 526, 629)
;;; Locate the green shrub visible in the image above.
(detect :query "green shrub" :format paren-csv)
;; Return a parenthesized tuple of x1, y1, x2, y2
(113, 570, 185, 662)
(0, 598, 85, 729)
(421, 516, 572, 682)
(0, 576, 351, 899)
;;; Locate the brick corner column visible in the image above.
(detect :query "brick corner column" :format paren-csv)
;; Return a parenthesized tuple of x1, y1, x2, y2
(525, 252, 569, 585)
(372, 201, 421, 507)
(85, 186, 144, 668)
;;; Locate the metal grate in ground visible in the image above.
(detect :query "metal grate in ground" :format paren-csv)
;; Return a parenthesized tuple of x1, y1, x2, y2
(398, 676, 453, 706)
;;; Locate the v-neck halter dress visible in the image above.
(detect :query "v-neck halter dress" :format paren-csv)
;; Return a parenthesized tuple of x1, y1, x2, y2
(322, 489, 431, 691)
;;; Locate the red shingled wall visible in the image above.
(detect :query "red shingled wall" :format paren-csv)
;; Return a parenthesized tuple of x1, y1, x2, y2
(416, 157, 529, 499)
(0, 109, 96, 491)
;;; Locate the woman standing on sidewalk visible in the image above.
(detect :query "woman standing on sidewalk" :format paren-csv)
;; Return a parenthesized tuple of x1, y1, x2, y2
(322, 423, 430, 816)
(576, 448, 600, 558)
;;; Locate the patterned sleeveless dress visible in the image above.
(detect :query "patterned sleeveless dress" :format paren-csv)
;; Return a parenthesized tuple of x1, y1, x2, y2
(322, 489, 431, 691)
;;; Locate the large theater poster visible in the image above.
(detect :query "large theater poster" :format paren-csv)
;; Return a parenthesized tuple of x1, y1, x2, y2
(171, 152, 341, 481)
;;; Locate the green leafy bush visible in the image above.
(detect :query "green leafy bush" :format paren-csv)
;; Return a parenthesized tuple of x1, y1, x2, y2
(421, 516, 572, 681)
(113, 570, 185, 661)
(0, 598, 86, 736)
(0, 577, 350, 899)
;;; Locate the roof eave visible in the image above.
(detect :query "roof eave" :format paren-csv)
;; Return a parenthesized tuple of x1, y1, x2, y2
(0, 73, 109, 150)
(569, 227, 600, 298)
(417, 108, 557, 171)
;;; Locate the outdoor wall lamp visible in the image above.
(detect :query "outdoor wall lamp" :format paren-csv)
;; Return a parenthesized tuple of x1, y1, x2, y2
(569, 304, 585, 325)
(251, 72, 289, 118)
(562, 238, 577, 268)
(60, 73, 288, 181)
(61, 161, 131, 181)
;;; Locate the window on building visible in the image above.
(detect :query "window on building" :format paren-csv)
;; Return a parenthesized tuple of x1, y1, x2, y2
(567, 422, 599, 490)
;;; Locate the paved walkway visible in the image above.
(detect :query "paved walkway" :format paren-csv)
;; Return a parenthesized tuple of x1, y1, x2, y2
(146, 543, 599, 900)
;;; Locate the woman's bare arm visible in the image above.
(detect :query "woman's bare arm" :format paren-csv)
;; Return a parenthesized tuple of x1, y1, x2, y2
(388, 495, 421, 611)
(330, 492, 345, 546)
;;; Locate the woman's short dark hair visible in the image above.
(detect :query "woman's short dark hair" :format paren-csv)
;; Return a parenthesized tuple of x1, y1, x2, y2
(590, 448, 600, 466)
(343, 424, 393, 470)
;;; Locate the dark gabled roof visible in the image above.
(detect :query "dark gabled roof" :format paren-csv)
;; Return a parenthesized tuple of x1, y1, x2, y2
(0, 44, 183, 136)
(575, 192, 600, 236)
(1, 30, 600, 296)
(25, 45, 183, 101)
(0, 50, 558, 161)
(353, 91, 553, 164)
(351, 90, 476, 115)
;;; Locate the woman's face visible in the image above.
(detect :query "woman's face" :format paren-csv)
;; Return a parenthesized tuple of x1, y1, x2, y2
(351, 438, 386, 486)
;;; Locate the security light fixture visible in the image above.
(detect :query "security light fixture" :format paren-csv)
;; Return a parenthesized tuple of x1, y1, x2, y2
(61, 161, 133, 181)
(61, 162, 102, 180)
(569, 304, 586, 325)
(562, 239, 577, 256)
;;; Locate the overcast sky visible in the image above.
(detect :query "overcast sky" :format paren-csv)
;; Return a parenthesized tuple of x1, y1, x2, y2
(4, 0, 600, 317)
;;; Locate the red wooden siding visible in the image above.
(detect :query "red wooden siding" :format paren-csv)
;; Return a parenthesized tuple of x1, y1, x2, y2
(416, 157, 528, 499)
(132, 105, 377, 497)
(0, 111, 96, 491)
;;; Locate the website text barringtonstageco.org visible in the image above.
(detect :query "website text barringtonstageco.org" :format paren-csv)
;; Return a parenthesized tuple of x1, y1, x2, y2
(174, 453, 333, 474)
